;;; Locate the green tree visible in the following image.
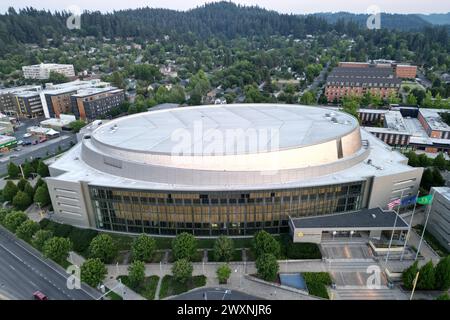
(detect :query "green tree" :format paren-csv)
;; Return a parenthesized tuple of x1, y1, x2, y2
(48, 71, 68, 84)
(22, 161, 33, 178)
(34, 178, 45, 193)
(43, 237, 72, 264)
(24, 182, 35, 200)
(2, 180, 18, 202)
(402, 261, 419, 290)
(300, 91, 315, 105)
(434, 256, 450, 290)
(17, 178, 27, 191)
(433, 153, 447, 170)
(34, 184, 51, 207)
(436, 293, 449, 300)
(252, 230, 281, 258)
(128, 260, 145, 288)
(131, 234, 156, 262)
(213, 236, 234, 262)
(423, 91, 434, 108)
(3, 211, 28, 232)
(89, 234, 117, 263)
(12, 191, 32, 211)
(0, 209, 9, 225)
(81, 258, 107, 288)
(417, 261, 435, 290)
(172, 232, 198, 261)
(69, 120, 87, 133)
(407, 93, 418, 105)
(15, 219, 40, 242)
(342, 96, 360, 119)
(7, 162, 20, 179)
(37, 161, 50, 177)
(255, 253, 279, 282)
(216, 264, 231, 284)
(32, 229, 53, 250)
(171, 258, 193, 284)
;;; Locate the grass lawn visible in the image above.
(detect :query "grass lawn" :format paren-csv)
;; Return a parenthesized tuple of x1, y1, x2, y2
(302, 272, 332, 300)
(118, 275, 160, 300)
(159, 275, 206, 299)
(105, 288, 123, 300)
(413, 225, 449, 257)
(207, 249, 242, 262)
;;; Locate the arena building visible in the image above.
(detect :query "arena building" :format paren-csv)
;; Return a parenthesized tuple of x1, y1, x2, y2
(47, 104, 423, 237)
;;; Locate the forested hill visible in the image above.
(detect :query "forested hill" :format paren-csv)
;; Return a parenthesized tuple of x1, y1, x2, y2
(0, 1, 448, 49)
(314, 12, 433, 31)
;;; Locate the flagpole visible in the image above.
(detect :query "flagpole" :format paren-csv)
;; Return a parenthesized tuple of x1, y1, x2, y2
(400, 190, 420, 261)
(386, 190, 404, 263)
(414, 188, 436, 261)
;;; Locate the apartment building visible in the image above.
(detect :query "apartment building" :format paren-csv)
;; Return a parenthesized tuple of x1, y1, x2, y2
(22, 63, 75, 80)
(71, 87, 125, 121)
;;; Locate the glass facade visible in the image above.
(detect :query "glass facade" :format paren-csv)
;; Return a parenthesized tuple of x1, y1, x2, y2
(90, 181, 366, 236)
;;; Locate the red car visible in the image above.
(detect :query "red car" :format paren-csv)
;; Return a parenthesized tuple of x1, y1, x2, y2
(33, 291, 48, 300)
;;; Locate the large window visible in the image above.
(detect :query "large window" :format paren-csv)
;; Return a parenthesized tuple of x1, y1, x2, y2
(90, 181, 366, 236)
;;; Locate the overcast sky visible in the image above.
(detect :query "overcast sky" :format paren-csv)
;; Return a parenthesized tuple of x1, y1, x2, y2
(1, 0, 450, 14)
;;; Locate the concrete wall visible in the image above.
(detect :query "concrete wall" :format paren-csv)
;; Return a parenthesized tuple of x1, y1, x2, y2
(46, 178, 91, 228)
(428, 188, 450, 252)
(368, 167, 423, 209)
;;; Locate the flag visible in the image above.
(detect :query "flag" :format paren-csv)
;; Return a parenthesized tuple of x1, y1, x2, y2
(417, 195, 433, 205)
(401, 195, 418, 206)
(388, 198, 401, 210)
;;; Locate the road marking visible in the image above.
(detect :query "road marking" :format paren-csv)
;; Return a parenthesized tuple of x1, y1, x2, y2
(8, 264, 16, 271)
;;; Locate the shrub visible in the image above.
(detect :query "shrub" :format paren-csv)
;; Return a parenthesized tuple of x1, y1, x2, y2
(128, 260, 146, 289)
(402, 261, 419, 290)
(132, 234, 156, 262)
(81, 258, 107, 287)
(16, 219, 40, 242)
(253, 230, 280, 258)
(89, 234, 117, 263)
(172, 233, 198, 261)
(172, 258, 193, 284)
(417, 261, 436, 290)
(12, 191, 32, 211)
(3, 180, 18, 202)
(217, 264, 232, 284)
(434, 256, 450, 290)
(255, 253, 279, 282)
(213, 236, 234, 262)
(3, 211, 28, 232)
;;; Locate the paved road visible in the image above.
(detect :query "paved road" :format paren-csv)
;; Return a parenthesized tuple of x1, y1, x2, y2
(0, 226, 99, 300)
(171, 287, 261, 300)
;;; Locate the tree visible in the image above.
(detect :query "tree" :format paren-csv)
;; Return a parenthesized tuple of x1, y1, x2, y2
(171, 258, 193, 284)
(34, 184, 51, 207)
(433, 153, 447, 170)
(406, 93, 417, 105)
(81, 258, 107, 288)
(402, 261, 419, 290)
(216, 264, 231, 284)
(0, 209, 8, 225)
(17, 178, 27, 191)
(37, 161, 50, 177)
(48, 71, 68, 84)
(22, 161, 33, 179)
(128, 260, 145, 288)
(436, 293, 450, 300)
(2, 180, 18, 202)
(34, 178, 45, 193)
(69, 120, 87, 133)
(417, 261, 435, 290)
(12, 191, 32, 211)
(423, 90, 434, 108)
(24, 182, 35, 200)
(255, 253, 279, 282)
(172, 232, 198, 261)
(3, 211, 28, 232)
(89, 234, 117, 263)
(131, 234, 156, 262)
(300, 91, 315, 105)
(32, 229, 53, 250)
(252, 230, 281, 258)
(213, 236, 234, 262)
(15, 219, 40, 242)
(434, 256, 450, 290)
(43, 237, 72, 264)
(7, 162, 20, 179)
(342, 96, 360, 119)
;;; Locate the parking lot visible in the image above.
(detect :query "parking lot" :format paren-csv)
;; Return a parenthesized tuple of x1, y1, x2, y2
(0, 118, 77, 176)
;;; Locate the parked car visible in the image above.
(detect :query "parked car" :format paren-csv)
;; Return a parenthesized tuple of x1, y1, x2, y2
(33, 291, 48, 300)
(14, 148, 22, 152)
(23, 133, 32, 138)
(39, 138, 47, 143)
(23, 141, 32, 146)
(32, 140, 38, 145)
(17, 140, 24, 146)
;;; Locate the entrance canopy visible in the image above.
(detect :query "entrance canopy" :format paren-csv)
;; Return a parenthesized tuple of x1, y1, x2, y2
(289, 208, 409, 243)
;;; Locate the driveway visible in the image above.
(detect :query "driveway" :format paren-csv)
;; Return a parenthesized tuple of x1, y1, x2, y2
(321, 243, 374, 260)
